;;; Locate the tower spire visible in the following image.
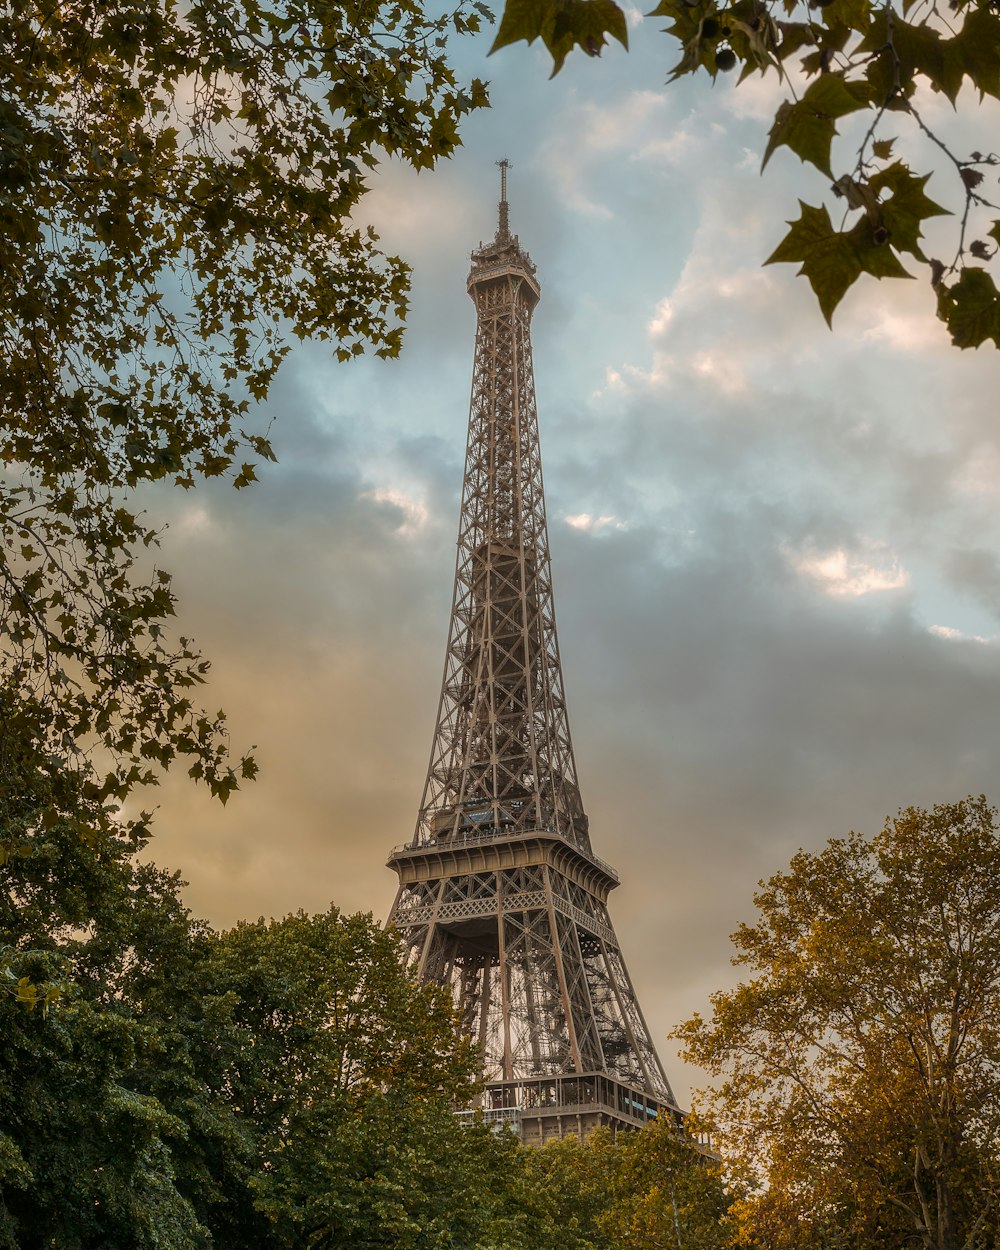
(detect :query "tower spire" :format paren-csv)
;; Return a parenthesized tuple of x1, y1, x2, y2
(496, 156, 511, 243)
(386, 193, 680, 1144)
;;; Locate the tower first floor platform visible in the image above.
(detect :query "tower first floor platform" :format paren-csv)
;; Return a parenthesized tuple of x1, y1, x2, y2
(468, 1072, 689, 1145)
(387, 826, 681, 1140)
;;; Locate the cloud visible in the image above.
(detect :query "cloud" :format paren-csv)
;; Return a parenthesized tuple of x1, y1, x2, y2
(363, 486, 430, 537)
(688, 348, 748, 396)
(943, 548, 1000, 622)
(174, 504, 216, 536)
(790, 543, 910, 598)
(575, 90, 669, 154)
(565, 512, 626, 532)
(635, 127, 696, 164)
(929, 625, 997, 645)
(721, 67, 789, 121)
(647, 297, 674, 338)
(955, 444, 1000, 499)
(857, 285, 949, 355)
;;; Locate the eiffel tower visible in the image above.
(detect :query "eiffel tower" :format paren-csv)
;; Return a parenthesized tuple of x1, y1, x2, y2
(387, 163, 681, 1143)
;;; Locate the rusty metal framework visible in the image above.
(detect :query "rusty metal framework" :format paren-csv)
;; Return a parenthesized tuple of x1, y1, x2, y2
(387, 166, 679, 1142)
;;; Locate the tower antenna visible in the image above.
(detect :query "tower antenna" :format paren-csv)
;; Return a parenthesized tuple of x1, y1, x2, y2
(496, 157, 511, 242)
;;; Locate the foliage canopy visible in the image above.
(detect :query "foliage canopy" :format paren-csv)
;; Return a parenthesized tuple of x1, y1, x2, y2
(675, 796, 1000, 1250)
(1, 815, 734, 1249)
(1, 819, 512, 1250)
(0, 0, 489, 845)
(523, 1118, 737, 1249)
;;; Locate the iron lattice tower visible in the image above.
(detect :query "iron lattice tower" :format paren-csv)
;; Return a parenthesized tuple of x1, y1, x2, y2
(388, 165, 680, 1142)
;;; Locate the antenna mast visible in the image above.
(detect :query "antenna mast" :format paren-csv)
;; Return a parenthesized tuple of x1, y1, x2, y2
(496, 156, 511, 242)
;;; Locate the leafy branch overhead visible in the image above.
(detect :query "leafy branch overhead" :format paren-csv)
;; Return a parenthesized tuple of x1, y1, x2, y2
(490, 0, 625, 71)
(0, 0, 490, 842)
(491, 0, 628, 74)
(492, 0, 1000, 347)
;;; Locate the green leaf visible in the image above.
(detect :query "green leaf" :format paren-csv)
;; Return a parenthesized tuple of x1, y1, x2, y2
(939, 268, 1000, 349)
(847, 219, 914, 280)
(491, 0, 628, 73)
(766, 201, 862, 325)
(16, 977, 39, 1009)
(763, 75, 869, 175)
(870, 163, 950, 261)
(729, 13, 780, 74)
(955, 7, 1000, 100)
(775, 21, 816, 62)
(859, 11, 965, 102)
(769, 204, 913, 323)
(802, 72, 872, 119)
(490, 0, 553, 53)
(764, 102, 835, 175)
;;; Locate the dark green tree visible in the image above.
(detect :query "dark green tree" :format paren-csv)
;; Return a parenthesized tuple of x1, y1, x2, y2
(2, 784, 533, 1249)
(0, 784, 210, 1247)
(168, 908, 489, 1250)
(519, 1130, 612, 1250)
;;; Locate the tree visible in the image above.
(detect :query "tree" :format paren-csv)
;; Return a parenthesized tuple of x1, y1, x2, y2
(179, 908, 482, 1249)
(0, 810, 211, 1248)
(596, 1117, 737, 1249)
(2, 807, 526, 1250)
(123, 905, 531, 1250)
(490, 0, 1000, 350)
(0, 978, 206, 1250)
(674, 796, 1000, 1250)
(518, 1119, 737, 1250)
(0, 0, 489, 844)
(519, 1129, 614, 1250)
(1, 17, 494, 1233)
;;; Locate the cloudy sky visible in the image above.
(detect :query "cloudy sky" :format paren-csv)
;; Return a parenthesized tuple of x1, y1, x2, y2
(143, 18, 1000, 1102)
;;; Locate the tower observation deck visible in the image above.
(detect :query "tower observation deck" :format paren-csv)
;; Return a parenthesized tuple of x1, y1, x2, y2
(387, 163, 681, 1143)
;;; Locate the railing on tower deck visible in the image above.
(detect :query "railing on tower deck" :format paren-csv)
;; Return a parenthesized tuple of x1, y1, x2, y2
(386, 824, 620, 885)
(487, 1076, 712, 1151)
(468, 258, 535, 284)
(454, 1106, 523, 1134)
